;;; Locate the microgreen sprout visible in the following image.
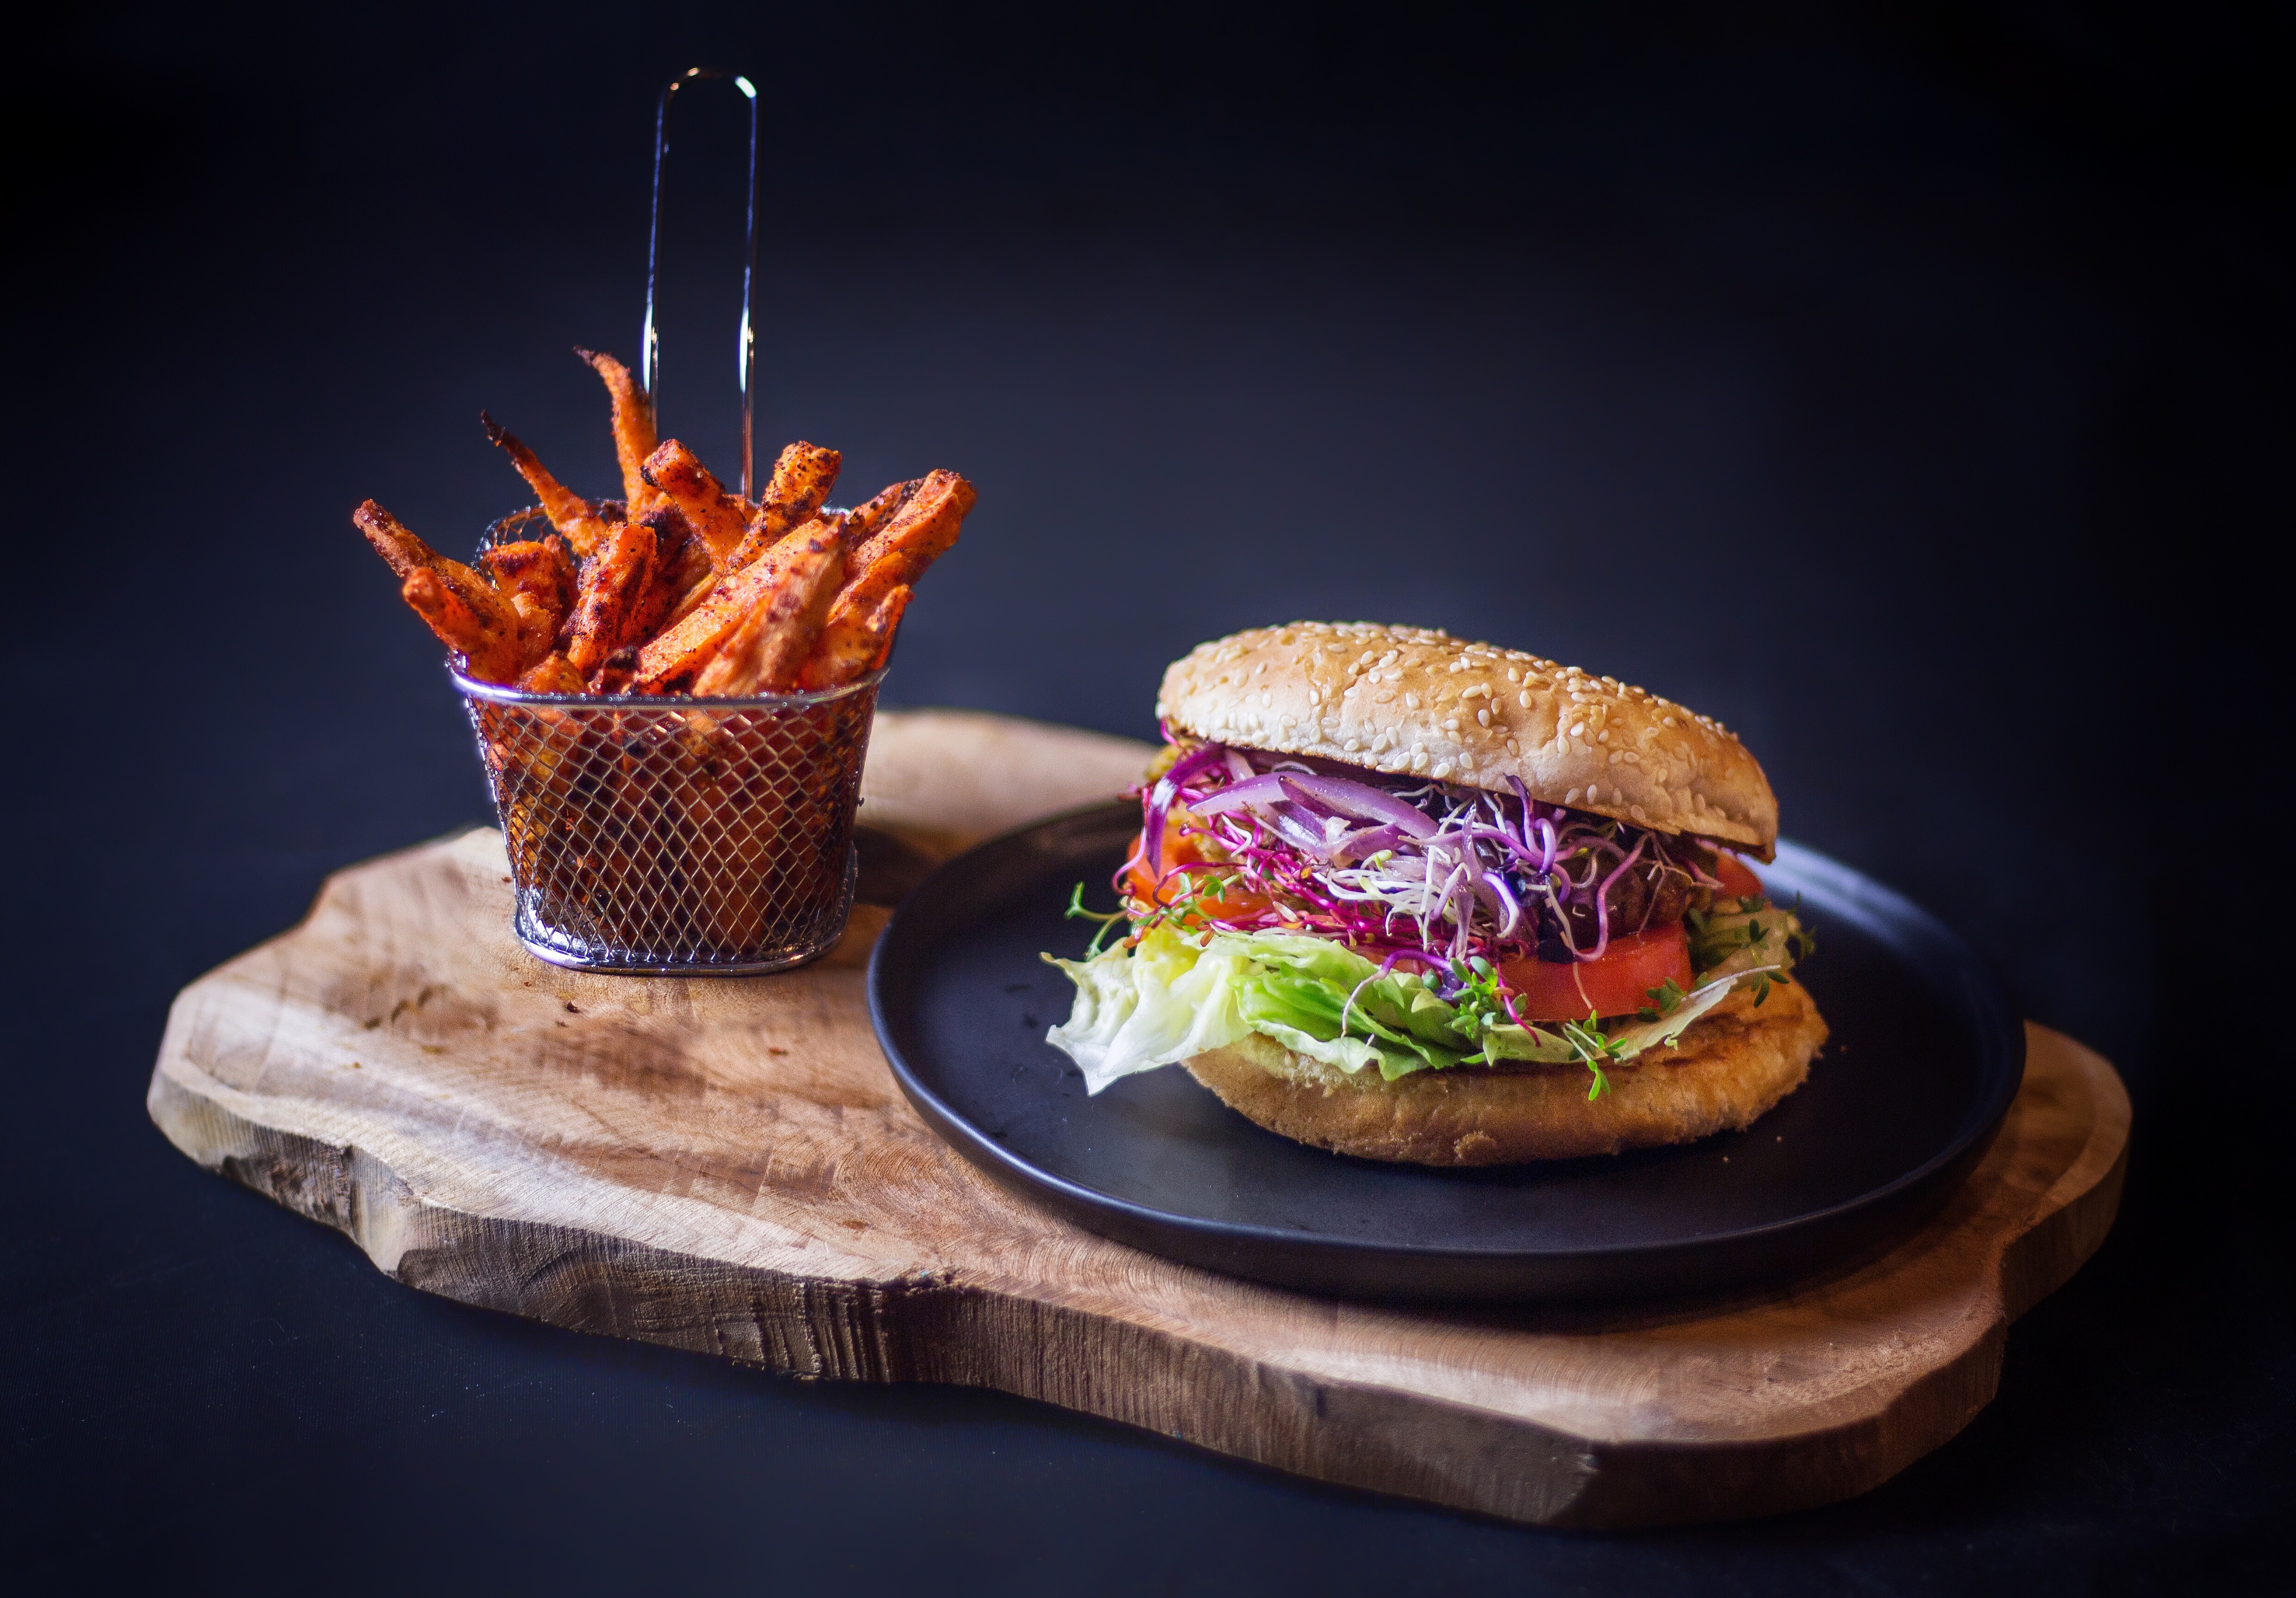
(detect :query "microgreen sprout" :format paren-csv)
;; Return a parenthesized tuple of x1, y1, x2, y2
(1446, 955, 1515, 1060)
(1635, 977, 1687, 1025)
(1065, 882, 1130, 958)
(1558, 1011, 1624, 1100)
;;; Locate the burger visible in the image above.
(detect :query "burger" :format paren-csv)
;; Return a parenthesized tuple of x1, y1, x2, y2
(1042, 622, 1826, 1165)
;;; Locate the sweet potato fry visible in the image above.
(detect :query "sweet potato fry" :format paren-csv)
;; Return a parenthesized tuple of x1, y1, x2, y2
(795, 583, 911, 690)
(691, 533, 846, 696)
(640, 439, 751, 573)
(574, 347, 658, 511)
(481, 413, 616, 556)
(836, 470, 974, 604)
(628, 505, 710, 645)
(481, 535, 576, 615)
(402, 569, 524, 683)
(564, 521, 658, 677)
(590, 645, 642, 696)
(725, 442, 841, 571)
(839, 479, 908, 547)
(631, 512, 840, 689)
(515, 652, 586, 695)
(659, 563, 722, 637)
(481, 536, 577, 667)
(354, 500, 513, 623)
(838, 473, 972, 598)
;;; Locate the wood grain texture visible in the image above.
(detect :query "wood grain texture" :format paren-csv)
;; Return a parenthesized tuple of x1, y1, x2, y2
(147, 709, 2129, 1528)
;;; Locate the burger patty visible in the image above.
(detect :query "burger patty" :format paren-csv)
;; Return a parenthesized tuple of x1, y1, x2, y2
(1537, 838, 1712, 958)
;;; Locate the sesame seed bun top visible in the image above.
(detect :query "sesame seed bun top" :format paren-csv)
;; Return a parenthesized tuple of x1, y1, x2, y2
(1154, 621, 1778, 854)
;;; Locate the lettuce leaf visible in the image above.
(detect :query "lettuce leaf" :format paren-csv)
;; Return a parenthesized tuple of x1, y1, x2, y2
(1042, 923, 1251, 1094)
(1687, 902, 1808, 981)
(1043, 921, 1798, 1096)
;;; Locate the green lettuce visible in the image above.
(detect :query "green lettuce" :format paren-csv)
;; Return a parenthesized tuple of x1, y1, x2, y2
(1044, 922, 1801, 1096)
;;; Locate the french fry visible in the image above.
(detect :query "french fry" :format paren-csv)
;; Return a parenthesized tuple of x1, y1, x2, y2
(691, 533, 845, 696)
(482, 536, 577, 668)
(795, 582, 911, 690)
(403, 569, 524, 683)
(839, 479, 908, 547)
(354, 499, 513, 622)
(659, 563, 721, 636)
(688, 534, 872, 953)
(631, 512, 838, 689)
(590, 645, 642, 696)
(640, 439, 752, 573)
(515, 652, 586, 694)
(628, 505, 710, 645)
(834, 470, 974, 612)
(564, 520, 657, 677)
(481, 413, 616, 556)
(481, 536, 576, 615)
(574, 347, 658, 512)
(818, 471, 973, 657)
(725, 441, 841, 571)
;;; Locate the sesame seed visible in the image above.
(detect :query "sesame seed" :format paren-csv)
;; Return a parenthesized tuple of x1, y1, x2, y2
(1519, 692, 1533, 708)
(1476, 708, 1490, 726)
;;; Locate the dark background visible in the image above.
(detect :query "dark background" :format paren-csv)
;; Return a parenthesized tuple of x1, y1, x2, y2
(5, 2, 2288, 1591)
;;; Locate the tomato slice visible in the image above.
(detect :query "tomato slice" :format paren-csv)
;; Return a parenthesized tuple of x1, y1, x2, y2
(1500, 923, 1693, 1021)
(1124, 810, 1269, 923)
(1712, 851, 1764, 900)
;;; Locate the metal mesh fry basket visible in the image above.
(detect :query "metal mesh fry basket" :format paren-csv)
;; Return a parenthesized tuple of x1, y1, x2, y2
(454, 668, 883, 976)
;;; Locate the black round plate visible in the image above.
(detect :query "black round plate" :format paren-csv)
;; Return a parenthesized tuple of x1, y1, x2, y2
(869, 801, 2024, 1303)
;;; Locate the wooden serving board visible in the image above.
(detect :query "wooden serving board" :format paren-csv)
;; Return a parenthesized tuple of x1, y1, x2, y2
(148, 710, 2129, 1529)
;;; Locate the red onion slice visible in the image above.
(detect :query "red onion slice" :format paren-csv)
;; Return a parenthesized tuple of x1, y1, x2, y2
(1274, 772, 1438, 839)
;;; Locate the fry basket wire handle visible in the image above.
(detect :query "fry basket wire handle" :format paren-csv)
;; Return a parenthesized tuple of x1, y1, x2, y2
(641, 68, 762, 497)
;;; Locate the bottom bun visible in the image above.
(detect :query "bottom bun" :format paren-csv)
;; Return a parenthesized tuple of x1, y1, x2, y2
(1181, 979, 1829, 1165)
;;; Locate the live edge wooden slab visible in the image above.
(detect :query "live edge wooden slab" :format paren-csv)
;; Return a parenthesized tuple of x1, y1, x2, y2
(149, 709, 2129, 1530)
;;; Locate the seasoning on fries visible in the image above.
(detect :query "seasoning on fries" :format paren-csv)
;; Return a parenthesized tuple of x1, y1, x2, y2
(357, 348, 971, 697)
